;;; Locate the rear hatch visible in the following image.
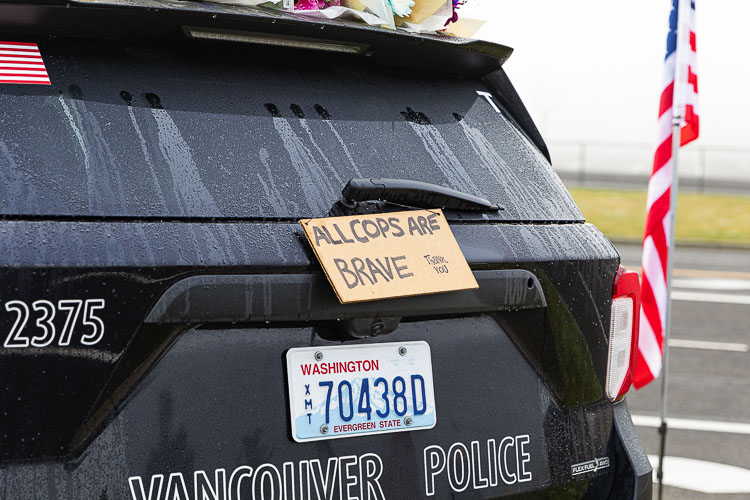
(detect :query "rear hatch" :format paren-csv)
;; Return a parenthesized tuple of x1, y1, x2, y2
(0, 3, 628, 498)
(0, 30, 575, 222)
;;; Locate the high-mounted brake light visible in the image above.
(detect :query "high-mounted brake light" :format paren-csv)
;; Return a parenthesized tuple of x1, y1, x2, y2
(605, 266, 641, 402)
(183, 27, 369, 55)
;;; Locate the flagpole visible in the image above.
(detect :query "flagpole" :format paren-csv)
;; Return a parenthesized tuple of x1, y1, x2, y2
(656, 114, 681, 500)
(657, 2, 692, 496)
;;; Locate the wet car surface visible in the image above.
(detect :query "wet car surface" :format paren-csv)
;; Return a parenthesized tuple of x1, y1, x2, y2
(0, 2, 650, 498)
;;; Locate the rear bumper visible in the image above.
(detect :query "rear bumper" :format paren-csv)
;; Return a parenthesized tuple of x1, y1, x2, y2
(612, 400, 653, 499)
(0, 335, 653, 500)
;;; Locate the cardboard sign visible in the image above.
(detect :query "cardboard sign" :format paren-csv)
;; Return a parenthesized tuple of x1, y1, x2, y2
(300, 209, 478, 304)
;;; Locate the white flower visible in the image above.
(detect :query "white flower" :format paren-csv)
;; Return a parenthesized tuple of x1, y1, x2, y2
(389, 0, 415, 17)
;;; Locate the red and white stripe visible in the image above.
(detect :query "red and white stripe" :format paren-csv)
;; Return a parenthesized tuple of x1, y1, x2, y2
(634, 0, 699, 389)
(0, 41, 51, 85)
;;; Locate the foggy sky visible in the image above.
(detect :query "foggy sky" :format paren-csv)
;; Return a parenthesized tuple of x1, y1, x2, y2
(462, 1, 749, 150)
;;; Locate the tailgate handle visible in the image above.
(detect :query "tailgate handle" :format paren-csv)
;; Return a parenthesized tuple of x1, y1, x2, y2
(144, 269, 545, 324)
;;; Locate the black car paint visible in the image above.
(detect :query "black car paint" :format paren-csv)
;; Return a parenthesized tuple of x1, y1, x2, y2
(0, 220, 649, 498)
(0, 3, 651, 498)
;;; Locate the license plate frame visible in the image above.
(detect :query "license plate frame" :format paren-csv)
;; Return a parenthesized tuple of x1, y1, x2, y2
(286, 341, 437, 443)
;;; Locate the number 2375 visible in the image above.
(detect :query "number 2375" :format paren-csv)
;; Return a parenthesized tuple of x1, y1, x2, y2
(3, 299, 106, 348)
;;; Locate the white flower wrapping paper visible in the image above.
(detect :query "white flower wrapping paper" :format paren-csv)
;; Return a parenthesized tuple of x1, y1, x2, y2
(395, 0, 453, 33)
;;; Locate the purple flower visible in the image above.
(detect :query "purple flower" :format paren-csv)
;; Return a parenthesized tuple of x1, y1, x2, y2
(295, 0, 341, 9)
(295, 0, 323, 9)
(445, 0, 466, 26)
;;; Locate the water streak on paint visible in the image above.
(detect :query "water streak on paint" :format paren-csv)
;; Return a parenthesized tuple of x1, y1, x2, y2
(57, 94, 96, 210)
(314, 103, 362, 177)
(298, 118, 343, 185)
(266, 106, 337, 214)
(149, 103, 220, 217)
(63, 87, 128, 213)
(133, 224, 157, 265)
(514, 129, 581, 219)
(454, 114, 526, 213)
(257, 148, 290, 217)
(0, 140, 38, 213)
(326, 121, 363, 177)
(122, 92, 168, 211)
(402, 108, 479, 196)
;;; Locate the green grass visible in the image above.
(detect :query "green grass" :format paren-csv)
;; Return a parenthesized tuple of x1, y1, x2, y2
(568, 187, 750, 246)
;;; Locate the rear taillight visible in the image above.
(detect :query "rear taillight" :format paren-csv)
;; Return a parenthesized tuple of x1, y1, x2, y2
(605, 266, 641, 402)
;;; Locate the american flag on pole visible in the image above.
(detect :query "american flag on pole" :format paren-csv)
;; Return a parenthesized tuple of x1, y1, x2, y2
(0, 41, 51, 85)
(634, 0, 699, 388)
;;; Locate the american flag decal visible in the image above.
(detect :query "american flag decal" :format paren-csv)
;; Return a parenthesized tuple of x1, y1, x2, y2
(0, 41, 51, 85)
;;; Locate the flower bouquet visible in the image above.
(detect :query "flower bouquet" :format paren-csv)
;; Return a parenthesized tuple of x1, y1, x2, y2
(201, 0, 465, 33)
(291, 0, 397, 29)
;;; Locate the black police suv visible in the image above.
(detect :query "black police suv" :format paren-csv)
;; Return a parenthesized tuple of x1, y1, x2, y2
(0, 1, 651, 498)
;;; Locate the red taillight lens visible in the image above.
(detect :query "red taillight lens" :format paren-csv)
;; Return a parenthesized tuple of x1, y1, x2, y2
(606, 266, 641, 402)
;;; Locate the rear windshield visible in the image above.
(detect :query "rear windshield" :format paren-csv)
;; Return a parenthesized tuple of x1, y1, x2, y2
(0, 39, 581, 222)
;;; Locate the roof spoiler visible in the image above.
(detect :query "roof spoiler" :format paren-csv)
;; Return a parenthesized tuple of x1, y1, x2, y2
(0, 0, 549, 161)
(0, 0, 512, 78)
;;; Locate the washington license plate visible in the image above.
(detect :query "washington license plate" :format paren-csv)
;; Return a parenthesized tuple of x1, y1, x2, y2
(286, 342, 436, 442)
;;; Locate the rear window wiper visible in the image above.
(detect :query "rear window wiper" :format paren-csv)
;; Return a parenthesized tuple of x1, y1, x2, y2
(339, 178, 503, 212)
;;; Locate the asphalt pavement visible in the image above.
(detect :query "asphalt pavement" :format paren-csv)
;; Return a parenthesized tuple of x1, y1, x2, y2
(616, 241, 750, 499)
